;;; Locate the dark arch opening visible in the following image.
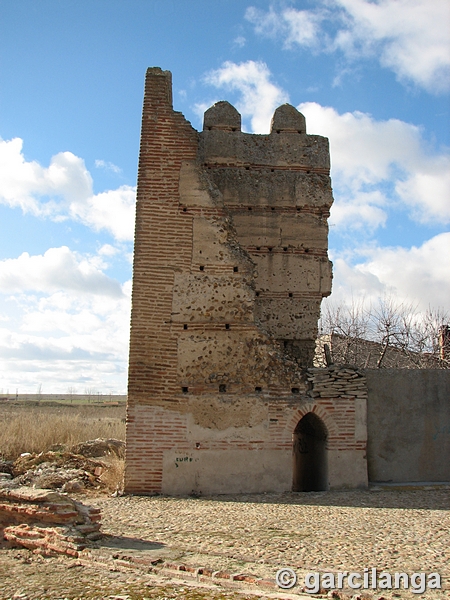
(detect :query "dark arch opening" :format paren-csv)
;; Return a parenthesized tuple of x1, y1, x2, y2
(292, 412, 328, 492)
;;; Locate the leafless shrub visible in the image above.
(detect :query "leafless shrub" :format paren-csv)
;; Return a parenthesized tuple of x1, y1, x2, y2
(319, 297, 449, 369)
(99, 455, 125, 493)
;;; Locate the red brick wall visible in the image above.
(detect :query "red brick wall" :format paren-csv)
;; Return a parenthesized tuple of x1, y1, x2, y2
(126, 395, 363, 494)
(127, 68, 197, 406)
(125, 68, 198, 492)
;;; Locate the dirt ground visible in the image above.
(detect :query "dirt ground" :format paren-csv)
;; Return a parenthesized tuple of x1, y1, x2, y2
(0, 488, 449, 600)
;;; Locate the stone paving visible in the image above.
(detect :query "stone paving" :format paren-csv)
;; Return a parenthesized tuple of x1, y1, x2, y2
(0, 489, 448, 599)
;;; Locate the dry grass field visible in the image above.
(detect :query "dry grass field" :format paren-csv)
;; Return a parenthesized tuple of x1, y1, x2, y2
(0, 401, 126, 461)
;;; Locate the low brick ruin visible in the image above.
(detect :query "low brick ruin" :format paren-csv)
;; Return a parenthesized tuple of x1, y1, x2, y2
(0, 487, 101, 557)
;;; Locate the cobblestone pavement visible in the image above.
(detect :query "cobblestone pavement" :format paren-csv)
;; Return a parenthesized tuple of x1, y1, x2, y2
(0, 489, 448, 599)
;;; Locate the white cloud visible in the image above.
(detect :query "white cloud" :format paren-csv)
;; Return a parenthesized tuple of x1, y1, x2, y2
(98, 244, 120, 257)
(0, 258, 131, 393)
(245, 6, 282, 39)
(299, 103, 422, 181)
(331, 194, 388, 232)
(282, 7, 323, 49)
(203, 60, 289, 133)
(0, 247, 123, 297)
(333, 0, 450, 92)
(0, 296, 130, 393)
(69, 185, 136, 241)
(94, 159, 122, 174)
(328, 233, 450, 313)
(299, 102, 450, 228)
(246, 5, 322, 49)
(0, 138, 92, 215)
(395, 158, 450, 225)
(0, 137, 136, 241)
(232, 35, 247, 48)
(246, 0, 450, 93)
(0, 135, 134, 394)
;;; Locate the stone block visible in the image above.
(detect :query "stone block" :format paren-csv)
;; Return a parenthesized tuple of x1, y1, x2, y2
(199, 130, 330, 171)
(255, 297, 321, 338)
(252, 253, 331, 294)
(279, 213, 328, 249)
(172, 273, 254, 323)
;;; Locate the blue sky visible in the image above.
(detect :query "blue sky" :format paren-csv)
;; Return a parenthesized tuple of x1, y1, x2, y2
(0, 0, 449, 393)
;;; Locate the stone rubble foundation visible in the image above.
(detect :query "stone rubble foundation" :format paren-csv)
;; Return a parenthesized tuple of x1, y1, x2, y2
(306, 366, 368, 399)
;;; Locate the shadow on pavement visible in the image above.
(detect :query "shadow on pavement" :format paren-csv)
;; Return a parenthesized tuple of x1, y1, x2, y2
(98, 534, 165, 552)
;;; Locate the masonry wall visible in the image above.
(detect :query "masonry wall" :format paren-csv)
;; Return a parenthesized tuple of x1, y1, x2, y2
(126, 69, 198, 492)
(125, 67, 366, 495)
(365, 369, 450, 483)
(127, 374, 368, 495)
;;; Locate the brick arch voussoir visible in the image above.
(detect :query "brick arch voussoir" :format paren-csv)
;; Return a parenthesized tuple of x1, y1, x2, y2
(288, 403, 338, 438)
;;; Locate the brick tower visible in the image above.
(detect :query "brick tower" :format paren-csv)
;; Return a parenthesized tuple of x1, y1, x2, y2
(125, 68, 367, 494)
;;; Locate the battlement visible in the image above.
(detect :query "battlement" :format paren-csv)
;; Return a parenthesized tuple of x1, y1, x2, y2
(200, 101, 329, 173)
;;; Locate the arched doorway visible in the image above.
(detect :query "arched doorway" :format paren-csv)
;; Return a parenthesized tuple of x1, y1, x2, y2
(293, 412, 328, 491)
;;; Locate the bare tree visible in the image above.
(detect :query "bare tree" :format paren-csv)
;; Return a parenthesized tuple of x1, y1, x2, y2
(369, 297, 416, 368)
(319, 298, 370, 367)
(84, 387, 96, 404)
(319, 297, 449, 369)
(409, 307, 450, 368)
(36, 383, 43, 402)
(67, 386, 77, 404)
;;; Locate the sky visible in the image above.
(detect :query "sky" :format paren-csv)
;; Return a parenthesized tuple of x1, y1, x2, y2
(0, 0, 449, 394)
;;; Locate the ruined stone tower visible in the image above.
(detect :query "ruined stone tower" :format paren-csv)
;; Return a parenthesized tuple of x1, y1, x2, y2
(125, 68, 367, 494)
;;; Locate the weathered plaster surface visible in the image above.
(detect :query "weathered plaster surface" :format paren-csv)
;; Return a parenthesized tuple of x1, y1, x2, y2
(366, 369, 450, 483)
